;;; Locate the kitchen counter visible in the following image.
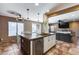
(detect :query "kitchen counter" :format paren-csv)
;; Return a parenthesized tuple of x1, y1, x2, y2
(56, 31, 71, 34)
(56, 31, 72, 43)
(21, 33, 55, 40)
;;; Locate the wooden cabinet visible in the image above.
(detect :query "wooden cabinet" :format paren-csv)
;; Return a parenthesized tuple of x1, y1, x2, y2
(20, 36, 43, 55)
(21, 36, 30, 55)
(32, 38, 43, 55)
(20, 34, 56, 55)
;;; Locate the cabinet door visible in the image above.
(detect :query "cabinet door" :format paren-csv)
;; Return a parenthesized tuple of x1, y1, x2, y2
(48, 35, 53, 49)
(43, 35, 56, 53)
(48, 35, 56, 51)
(43, 37, 49, 53)
(20, 37, 30, 55)
(32, 38, 43, 55)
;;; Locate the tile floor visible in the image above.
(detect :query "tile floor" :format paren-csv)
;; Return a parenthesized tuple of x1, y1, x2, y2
(0, 40, 79, 55)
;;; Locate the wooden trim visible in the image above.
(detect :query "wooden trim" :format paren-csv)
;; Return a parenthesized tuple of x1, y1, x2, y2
(46, 5, 79, 18)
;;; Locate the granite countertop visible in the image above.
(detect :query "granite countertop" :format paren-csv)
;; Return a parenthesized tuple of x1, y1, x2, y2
(20, 33, 55, 40)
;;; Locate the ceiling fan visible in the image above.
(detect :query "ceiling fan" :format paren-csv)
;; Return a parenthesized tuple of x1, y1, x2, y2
(7, 10, 25, 22)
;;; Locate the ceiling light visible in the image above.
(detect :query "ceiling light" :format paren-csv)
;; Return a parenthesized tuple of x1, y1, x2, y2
(46, 10, 50, 12)
(35, 3, 39, 6)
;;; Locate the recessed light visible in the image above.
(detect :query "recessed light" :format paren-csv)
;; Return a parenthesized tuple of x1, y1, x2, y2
(35, 3, 39, 6)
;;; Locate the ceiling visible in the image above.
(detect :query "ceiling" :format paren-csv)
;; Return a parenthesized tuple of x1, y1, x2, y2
(0, 3, 78, 22)
(48, 3, 79, 23)
(48, 10, 79, 23)
(0, 3, 58, 22)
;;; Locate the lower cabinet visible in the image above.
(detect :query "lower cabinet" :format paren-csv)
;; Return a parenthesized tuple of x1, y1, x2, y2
(43, 35, 56, 53)
(48, 35, 56, 50)
(56, 33, 72, 43)
(20, 34, 56, 55)
(43, 37, 49, 53)
(20, 36, 43, 55)
(21, 36, 30, 55)
(32, 39, 43, 55)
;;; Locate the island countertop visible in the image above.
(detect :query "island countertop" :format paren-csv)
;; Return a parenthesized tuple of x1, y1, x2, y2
(20, 33, 55, 40)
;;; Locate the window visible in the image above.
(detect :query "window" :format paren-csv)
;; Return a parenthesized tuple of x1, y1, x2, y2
(8, 22, 16, 36)
(32, 23, 41, 34)
(18, 23, 24, 35)
(8, 22, 24, 36)
(32, 23, 37, 33)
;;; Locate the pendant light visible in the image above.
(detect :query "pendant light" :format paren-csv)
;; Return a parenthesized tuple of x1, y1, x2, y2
(26, 9, 30, 20)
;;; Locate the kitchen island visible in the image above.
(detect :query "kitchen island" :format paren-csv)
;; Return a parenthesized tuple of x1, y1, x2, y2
(20, 33, 56, 55)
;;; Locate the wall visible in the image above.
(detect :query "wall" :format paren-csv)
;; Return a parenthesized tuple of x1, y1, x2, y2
(0, 16, 8, 40)
(49, 23, 58, 32)
(69, 21, 79, 30)
(0, 15, 16, 43)
(69, 21, 79, 44)
(69, 21, 79, 36)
